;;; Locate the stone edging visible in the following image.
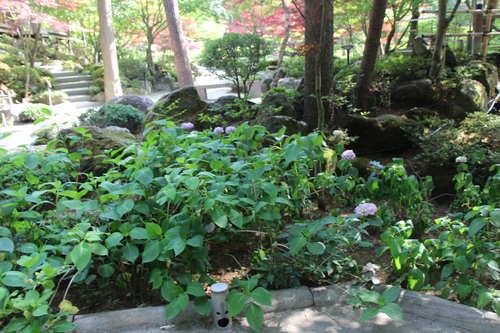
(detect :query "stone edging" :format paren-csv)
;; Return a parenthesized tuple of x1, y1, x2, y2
(72, 282, 500, 333)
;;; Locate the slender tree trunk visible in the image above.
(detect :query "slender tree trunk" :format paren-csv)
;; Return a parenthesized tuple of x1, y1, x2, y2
(408, 2, 420, 48)
(98, 0, 123, 102)
(29, 23, 42, 68)
(146, 29, 156, 75)
(303, 0, 334, 130)
(384, 23, 396, 54)
(277, 0, 291, 69)
(429, 0, 461, 78)
(163, 0, 193, 87)
(354, 0, 387, 111)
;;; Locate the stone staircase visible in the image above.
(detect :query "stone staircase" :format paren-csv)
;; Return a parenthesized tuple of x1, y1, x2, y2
(52, 71, 100, 110)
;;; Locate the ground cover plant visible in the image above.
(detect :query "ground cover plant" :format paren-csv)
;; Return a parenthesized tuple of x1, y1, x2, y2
(0, 113, 499, 332)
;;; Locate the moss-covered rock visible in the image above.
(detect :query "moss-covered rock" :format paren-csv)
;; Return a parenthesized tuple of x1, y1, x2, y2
(143, 85, 208, 130)
(391, 79, 439, 107)
(447, 79, 488, 118)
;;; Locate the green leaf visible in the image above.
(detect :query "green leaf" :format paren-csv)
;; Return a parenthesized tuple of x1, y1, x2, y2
(33, 304, 49, 316)
(89, 243, 108, 256)
(50, 319, 75, 332)
(284, 143, 302, 166)
(204, 198, 216, 212)
(246, 302, 264, 332)
(468, 217, 487, 236)
(194, 297, 212, 316)
(142, 240, 160, 263)
(227, 290, 247, 317)
(145, 222, 163, 238)
(117, 199, 135, 217)
(381, 287, 401, 304)
(211, 207, 228, 228)
(407, 267, 424, 291)
(380, 303, 405, 323)
(70, 242, 92, 271)
(2, 271, 30, 287)
(130, 227, 151, 240)
(492, 299, 500, 316)
(477, 292, 492, 309)
(441, 263, 454, 280)
(307, 242, 326, 255)
(165, 293, 189, 320)
(229, 208, 244, 228)
(289, 236, 307, 255)
(250, 287, 273, 307)
(453, 256, 470, 273)
(184, 177, 200, 190)
(187, 234, 204, 248)
(135, 168, 154, 185)
(24, 154, 39, 170)
(358, 290, 380, 304)
(105, 232, 124, 248)
(97, 264, 115, 278)
(360, 308, 379, 321)
(186, 282, 206, 297)
(122, 243, 139, 262)
(61, 200, 85, 211)
(0, 237, 14, 252)
(167, 237, 187, 256)
(162, 279, 183, 302)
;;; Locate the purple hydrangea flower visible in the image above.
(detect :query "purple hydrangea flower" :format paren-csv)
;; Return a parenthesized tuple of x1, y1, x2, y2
(214, 127, 224, 134)
(354, 203, 378, 216)
(180, 122, 194, 130)
(332, 130, 345, 136)
(225, 126, 236, 134)
(341, 149, 356, 160)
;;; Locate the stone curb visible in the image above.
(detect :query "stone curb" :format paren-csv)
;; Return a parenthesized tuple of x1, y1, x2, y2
(72, 283, 500, 332)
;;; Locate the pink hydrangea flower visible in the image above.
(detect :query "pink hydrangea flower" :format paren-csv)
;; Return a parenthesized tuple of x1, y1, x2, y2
(354, 203, 378, 216)
(341, 149, 356, 160)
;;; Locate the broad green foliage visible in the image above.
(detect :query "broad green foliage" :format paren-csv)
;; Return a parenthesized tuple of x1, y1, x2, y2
(199, 33, 271, 98)
(0, 109, 499, 331)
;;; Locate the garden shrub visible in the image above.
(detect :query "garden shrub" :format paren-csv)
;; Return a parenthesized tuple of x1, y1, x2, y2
(88, 85, 103, 96)
(91, 67, 104, 80)
(78, 103, 145, 134)
(92, 78, 105, 90)
(118, 57, 144, 80)
(282, 56, 305, 78)
(0, 61, 11, 83)
(18, 104, 50, 122)
(33, 90, 69, 105)
(0, 54, 25, 67)
(9, 65, 41, 85)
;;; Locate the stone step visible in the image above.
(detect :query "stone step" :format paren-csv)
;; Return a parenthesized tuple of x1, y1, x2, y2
(52, 71, 81, 78)
(55, 75, 92, 84)
(68, 94, 93, 103)
(63, 87, 90, 96)
(72, 101, 102, 111)
(54, 81, 92, 90)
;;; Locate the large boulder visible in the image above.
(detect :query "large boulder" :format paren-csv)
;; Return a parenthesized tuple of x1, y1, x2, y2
(447, 79, 488, 118)
(277, 78, 301, 91)
(463, 61, 499, 95)
(346, 114, 418, 153)
(143, 85, 208, 129)
(60, 126, 136, 175)
(253, 92, 297, 124)
(206, 95, 257, 126)
(259, 115, 309, 136)
(391, 79, 439, 107)
(108, 94, 154, 114)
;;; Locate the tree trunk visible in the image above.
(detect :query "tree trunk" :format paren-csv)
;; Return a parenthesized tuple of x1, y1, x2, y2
(429, 0, 461, 78)
(384, 23, 396, 54)
(146, 28, 156, 75)
(98, 0, 123, 102)
(163, 0, 193, 87)
(303, 0, 334, 130)
(354, 0, 387, 111)
(408, 2, 420, 48)
(277, 0, 291, 69)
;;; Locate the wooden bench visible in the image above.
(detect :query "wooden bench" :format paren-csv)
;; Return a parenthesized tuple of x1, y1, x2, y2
(195, 81, 262, 100)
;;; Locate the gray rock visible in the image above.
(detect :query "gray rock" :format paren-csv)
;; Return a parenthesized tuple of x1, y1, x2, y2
(108, 95, 154, 114)
(412, 37, 431, 58)
(463, 61, 499, 95)
(277, 78, 301, 91)
(143, 85, 208, 130)
(254, 92, 297, 125)
(259, 115, 309, 136)
(391, 79, 438, 107)
(448, 79, 488, 118)
(59, 126, 136, 175)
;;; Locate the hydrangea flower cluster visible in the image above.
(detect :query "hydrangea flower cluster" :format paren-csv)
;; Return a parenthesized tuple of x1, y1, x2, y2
(361, 262, 376, 273)
(214, 127, 224, 134)
(369, 161, 384, 170)
(225, 126, 236, 134)
(455, 156, 468, 163)
(180, 122, 194, 130)
(354, 203, 378, 216)
(341, 149, 356, 160)
(332, 130, 345, 136)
